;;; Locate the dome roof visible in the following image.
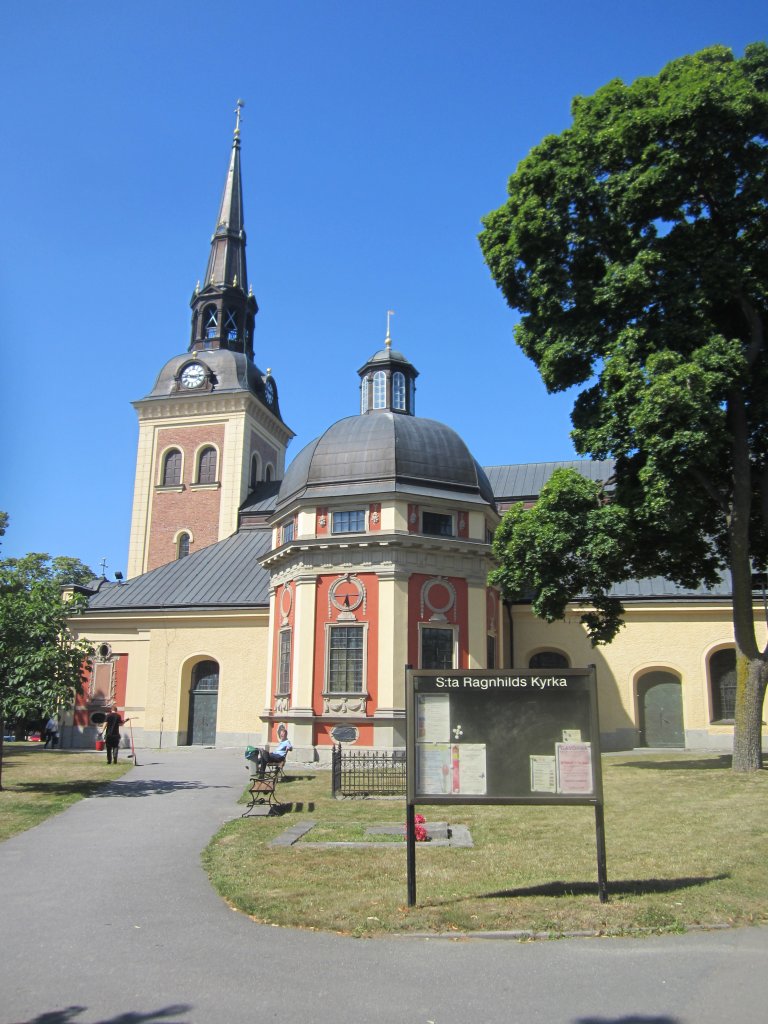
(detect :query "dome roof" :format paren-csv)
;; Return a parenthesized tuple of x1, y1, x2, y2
(143, 349, 269, 402)
(276, 412, 495, 511)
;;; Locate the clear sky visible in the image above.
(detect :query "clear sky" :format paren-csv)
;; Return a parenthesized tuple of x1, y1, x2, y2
(2, 1, 765, 576)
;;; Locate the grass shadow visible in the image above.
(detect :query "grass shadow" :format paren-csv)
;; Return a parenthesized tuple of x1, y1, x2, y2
(611, 756, 733, 770)
(477, 873, 729, 900)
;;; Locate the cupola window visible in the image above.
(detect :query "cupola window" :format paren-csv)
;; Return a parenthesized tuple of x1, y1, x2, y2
(372, 370, 387, 409)
(392, 371, 406, 411)
(360, 375, 369, 414)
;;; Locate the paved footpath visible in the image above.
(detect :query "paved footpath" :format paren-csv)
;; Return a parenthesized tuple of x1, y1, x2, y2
(1, 747, 766, 1024)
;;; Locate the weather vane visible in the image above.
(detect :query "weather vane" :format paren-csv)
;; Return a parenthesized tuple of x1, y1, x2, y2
(234, 98, 245, 136)
(385, 309, 395, 348)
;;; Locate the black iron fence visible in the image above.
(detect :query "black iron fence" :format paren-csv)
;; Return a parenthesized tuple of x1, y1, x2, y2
(331, 744, 407, 797)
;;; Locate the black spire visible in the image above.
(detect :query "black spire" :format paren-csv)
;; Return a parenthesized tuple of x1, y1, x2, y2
(189, 100, 257, 359)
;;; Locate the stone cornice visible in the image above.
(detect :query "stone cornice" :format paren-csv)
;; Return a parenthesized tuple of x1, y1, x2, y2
(133, 391, 294, 446)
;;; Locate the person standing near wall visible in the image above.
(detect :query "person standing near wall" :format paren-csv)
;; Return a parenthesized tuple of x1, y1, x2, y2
(103, 705, 123, 764)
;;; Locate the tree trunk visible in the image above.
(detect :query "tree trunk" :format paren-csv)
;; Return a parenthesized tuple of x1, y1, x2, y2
(732, 654, 767, 771)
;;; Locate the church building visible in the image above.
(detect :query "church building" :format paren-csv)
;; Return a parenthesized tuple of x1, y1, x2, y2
(65, 112, 767, 758)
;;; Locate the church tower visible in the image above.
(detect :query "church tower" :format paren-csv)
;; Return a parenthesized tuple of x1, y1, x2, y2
(127, 103, 294, 577)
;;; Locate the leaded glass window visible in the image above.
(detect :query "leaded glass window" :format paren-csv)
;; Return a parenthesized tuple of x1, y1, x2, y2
(278, 631, 291, 695)
(421, 627, 454, 669)
(328, 626, 364, 692)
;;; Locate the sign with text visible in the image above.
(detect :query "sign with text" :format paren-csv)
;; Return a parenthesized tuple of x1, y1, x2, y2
(406, 667, 603, 805)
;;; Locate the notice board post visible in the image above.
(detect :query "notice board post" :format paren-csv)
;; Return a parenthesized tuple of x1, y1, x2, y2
(405, 666, 607, 905)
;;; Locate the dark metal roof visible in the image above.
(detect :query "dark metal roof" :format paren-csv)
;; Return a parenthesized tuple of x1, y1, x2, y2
(141, 348, 268, 401)
(484, 460, 616, 502)
(276, 413, 495, 511)
(240, 480, 282, 514)
(84, 530, 272, 613)
(608, 575, 733, 600)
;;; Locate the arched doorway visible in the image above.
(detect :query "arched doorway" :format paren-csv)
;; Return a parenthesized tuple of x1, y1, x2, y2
(638, 671, 684, 748)
(188, 660, 219, 745)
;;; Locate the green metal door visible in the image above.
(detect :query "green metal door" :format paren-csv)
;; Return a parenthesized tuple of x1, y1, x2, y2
(188, 660, 219, 745)
(639, 672, 684, 748)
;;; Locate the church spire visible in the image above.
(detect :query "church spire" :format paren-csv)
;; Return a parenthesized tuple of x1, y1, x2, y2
(189, 101, 257, 358)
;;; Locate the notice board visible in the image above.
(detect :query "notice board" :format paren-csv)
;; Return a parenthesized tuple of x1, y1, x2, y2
(406, 667, 603, 805)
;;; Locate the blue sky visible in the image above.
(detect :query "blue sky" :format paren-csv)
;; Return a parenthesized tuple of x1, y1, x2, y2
(2, 1, 765, 576)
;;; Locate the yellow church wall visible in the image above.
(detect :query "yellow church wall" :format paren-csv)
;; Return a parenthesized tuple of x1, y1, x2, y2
(69, 609, 269, 749)
(511, 601, 768, 751)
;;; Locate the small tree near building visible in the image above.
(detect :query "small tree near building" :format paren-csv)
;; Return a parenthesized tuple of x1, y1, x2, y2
(0, 520, 94, 788)
(479, 44, 768, 771)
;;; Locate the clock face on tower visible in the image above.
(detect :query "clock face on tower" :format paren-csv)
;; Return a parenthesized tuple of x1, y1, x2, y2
(264, 378, 275, 405)
(180, 363, 206, 389)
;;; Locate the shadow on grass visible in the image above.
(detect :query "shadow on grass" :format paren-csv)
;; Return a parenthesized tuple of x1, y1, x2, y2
(611, 756, 733, 770)
(478, 873, 729, 900)
(13, 1005, 191, 1024)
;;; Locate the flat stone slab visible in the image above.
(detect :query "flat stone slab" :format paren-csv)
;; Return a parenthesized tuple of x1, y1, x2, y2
(269, 819, 317, 846)
(270, 821, 473, 848)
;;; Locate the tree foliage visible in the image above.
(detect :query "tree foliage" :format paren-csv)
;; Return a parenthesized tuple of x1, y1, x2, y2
(0, 520, 94, 788)
(479, 44, 768, 770)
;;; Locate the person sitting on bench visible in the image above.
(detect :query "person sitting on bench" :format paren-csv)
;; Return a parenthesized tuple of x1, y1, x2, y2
(253, 724, 292, 774)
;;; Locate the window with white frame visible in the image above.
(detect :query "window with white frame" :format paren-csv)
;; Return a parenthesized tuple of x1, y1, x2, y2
(327, 625, 365, 692)
(421, 626, 455, 669)
(372, 370, 386, 409)
(277, 630, 291, 695)
(332, 510, 366, 533)
(360, 375, 369, 413)
(392, 371, 406, 410)
(282, 519, 295, 544)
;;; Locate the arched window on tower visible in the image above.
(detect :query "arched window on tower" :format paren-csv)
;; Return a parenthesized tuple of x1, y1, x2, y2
(204, 305, 218, 340)
(265, 464, 273, 482)
(224, 307, 238, 342)
(197, 446, 217, 484)
(373, 371, 387, 409)
(162, 449, 182, 487)
(392, 371, 406, 411)
(360, 375, 369, 414)
(177, 532, 190, 559)
(249, 453, 261, 491)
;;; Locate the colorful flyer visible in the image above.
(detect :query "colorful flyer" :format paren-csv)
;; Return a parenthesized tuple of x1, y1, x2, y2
(556, 742, 593, 794)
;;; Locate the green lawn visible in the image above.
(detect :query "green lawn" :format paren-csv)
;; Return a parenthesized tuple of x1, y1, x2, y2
(0, 742, 131, 840)
(203, 753, 768, 937)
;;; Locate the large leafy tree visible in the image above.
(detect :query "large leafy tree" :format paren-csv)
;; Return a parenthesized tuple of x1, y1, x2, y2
(479, 43, 768, 771)
(0, 522, 94, 788)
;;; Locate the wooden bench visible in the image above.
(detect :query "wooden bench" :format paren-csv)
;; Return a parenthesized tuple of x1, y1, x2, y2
(242, 760, 286, 815)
